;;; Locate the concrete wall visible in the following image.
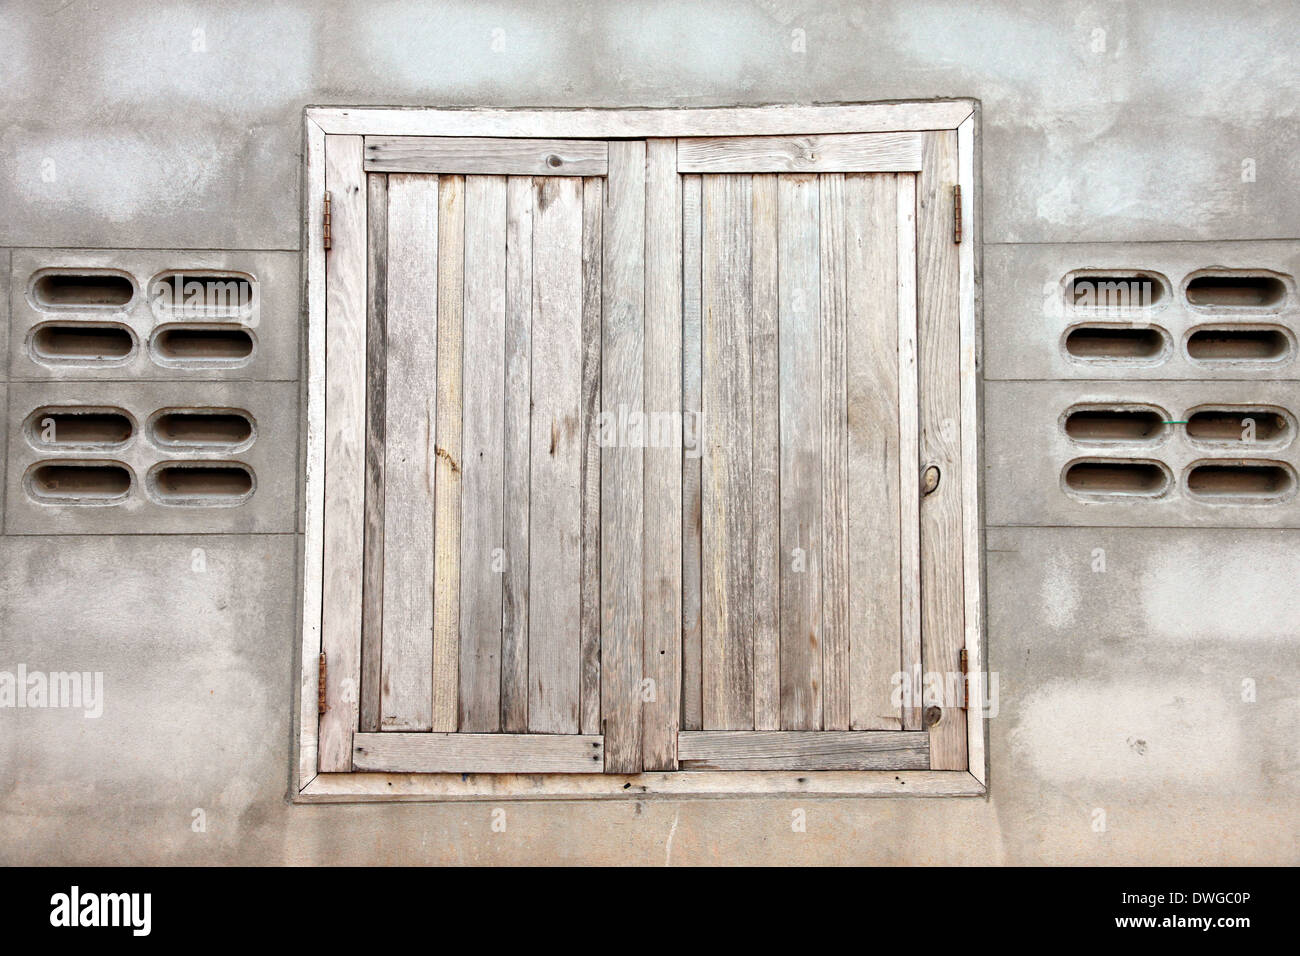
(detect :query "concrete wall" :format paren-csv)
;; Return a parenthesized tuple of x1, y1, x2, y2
(1, 0, 1296, 865)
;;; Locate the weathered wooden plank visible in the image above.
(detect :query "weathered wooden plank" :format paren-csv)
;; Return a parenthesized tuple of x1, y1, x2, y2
(300, 117, 327, 787)
(701, 173, 754, 731)
(896, 174, 923, 732)
(750, 174, 781, 731)
(777, 173, 823, 732)
(917, 131, 967, 769)
(957, 114, 985, 781)
(458, 175, 508, 733)
(677, 731, 929, 771)
(430, 174, 464, 732)
(678, 132, 923, 174)
(353, 733, 605, 774)
(819, 173, 850, 731)
(600, 141, 646, 772)
(529, 176, 584, 734)
(319, 134, 367, 771)
(845, 173, 903, 731)
(366, 136, 609, 176)
(680, 174, 704, 734)
(501, 175, 533, 733)
(579, 177, 603, 736)
(642, 140, 683, 770)
(380, 173, 439, 732)
(315, 102, 978, 139)
(359, 172, 388, 734)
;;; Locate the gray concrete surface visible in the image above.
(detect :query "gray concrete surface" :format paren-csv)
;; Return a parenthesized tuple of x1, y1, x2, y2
(1, 0, 1296, 865)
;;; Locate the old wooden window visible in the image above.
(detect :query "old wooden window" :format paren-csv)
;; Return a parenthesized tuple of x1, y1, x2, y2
(298, 103, 983, 800)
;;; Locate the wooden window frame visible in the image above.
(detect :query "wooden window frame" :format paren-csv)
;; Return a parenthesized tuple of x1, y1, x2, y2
(295, 101, 985, 802)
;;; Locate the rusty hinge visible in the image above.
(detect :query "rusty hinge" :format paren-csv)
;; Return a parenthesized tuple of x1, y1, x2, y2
(953, 184, 963, 244)
(959, 647, 969, 709)
(322, 191, 332, 251)
(317, 653, 327, 714)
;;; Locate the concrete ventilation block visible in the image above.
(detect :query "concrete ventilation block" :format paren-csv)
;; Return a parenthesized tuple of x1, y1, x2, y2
(148, 271, 257, 320)
(1184, 461, 1296, 502)
(25, 460, 133, 504)
(1185, 325, 1293, 364)
(1064, 324, 1169, 363)
(29, 270, 136, 310)
(1186, 407, 1292, 448)
(147, 461, 254, 506)
(149, 409, 254, 450)
(149, 324, 255, 367)
(1065, 270, 1168, 310)
(1063, 405, 1167, 444)
(29, 323, 136, 364)
(1185, 272, 1290, 310)
(25, 407, 134, 450)
(1063, 459, 1171, 498)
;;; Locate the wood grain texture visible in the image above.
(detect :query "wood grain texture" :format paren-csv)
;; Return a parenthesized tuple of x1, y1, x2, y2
(366, 136, 608, 176)
(458, 174, 507, 732)
(430, 174, 465, 732)
(677, 731, 929, 771)
(896, 174, 923, 732)
(528, 176, 585, 734)
(600, 140, 646, 772)
(360, 172, 387, 735)
(353, 733, 604, 773)
(917, 131, 967, 770)
(680, 174, 704, 733)
(319, 134, 367, 771)
(380, 173, 439, 732)
(701, 173, 755, 731)
(501, 175, 533, 733)
(642, 140, 683, 770)
(777, 173, 823, 732)
(750, 174, 781, 731)
(845, 174, 903, 731)
(678, 132, 922, 174)
(579, 177, 604, 736)
(818, 173, 850, 731)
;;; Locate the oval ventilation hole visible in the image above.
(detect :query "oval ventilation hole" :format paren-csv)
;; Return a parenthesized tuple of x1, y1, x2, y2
(150, 410, 254, 449)
(30, 271, 135, 310)
(1185, 461, 1295, 503)
(1185, 273, 1288, 310)
(26, 461, 132, 504)
(1186, 408, 1291, 447)
(149, 463, 254, 506)
(1066, 272, 1166, 310)
(1064, 325, 1167, 362)
(1186, 326, 1291, 364)
(149, 325, 255, 367)
(1063, 407, 1166, 444)
(148, 272, 257, 319)
(29, 323, 136, 364)
(1064, 459, 1170, 498)
(26, 408, 134, 449)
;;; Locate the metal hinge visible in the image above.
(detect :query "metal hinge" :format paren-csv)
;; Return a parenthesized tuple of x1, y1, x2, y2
(959, 648, 969, 709)
(317, 653, 327, 714)
(323, 191, 332, 251)
(953, 185, 963, 244)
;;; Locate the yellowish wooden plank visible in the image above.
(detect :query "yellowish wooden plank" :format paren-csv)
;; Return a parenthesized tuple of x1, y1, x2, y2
(680, 174, 703, 733)
(366, 136, 608, 176)
(642, 140, 682, 770)
(677, 731, 929, 771)
(579, 178, 603, 735)
(678, 132, 922, 174)
(353, 733, 604, 774)
(896, 173, 923, 732)
(430, 174, 464, 732)
(318, 134, 367, 771)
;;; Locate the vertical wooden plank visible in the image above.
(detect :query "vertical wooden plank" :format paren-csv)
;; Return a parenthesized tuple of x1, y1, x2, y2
(529, 176, 584, 734)
(431, 174, 464, 732)
(360, 173, 388, 734)
(643, 140, 682, 769)
(750, 174, 781, 731)
(458, 175, 507, 732)
(680, 174, 704, 732)
(778, 172, 822, 732)
(380, 173, 439, 732)
(846, 173, 903, 731)
(917, 131, 967, 769)
(579, 177, 603, 736)
(819, 173, 850, 731)
(601, 140, 646, 771)
(501, 175, 533, 733)
(319, 134, 366, 771)
(300, 117, 327, 784)
(897, 174, 923, 732)
(701, 173, 754, 731)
